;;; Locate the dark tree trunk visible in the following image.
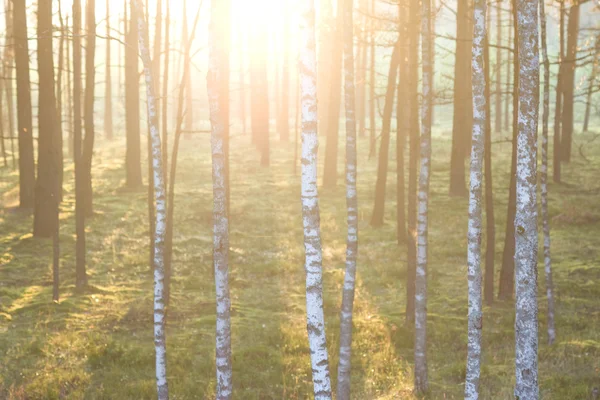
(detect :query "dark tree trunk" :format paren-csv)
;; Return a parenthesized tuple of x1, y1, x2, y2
(449, 0, 473, 197)
(33, 0, 61, 238)
(370, 42, 400, 227)
(322, 0, 344, 188)
(13, 0, 35, 209)
(560, 4, 579, 163)
(125, 0, 143, 188)
(498, 0, 518, 300)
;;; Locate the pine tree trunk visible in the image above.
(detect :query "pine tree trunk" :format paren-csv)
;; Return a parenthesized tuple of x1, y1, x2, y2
(397, 2, 408, 245)
(337, 0, 359, 397)
(3, 1, 17, 169)
(370, 42, 400, 227)
(83, 0, 96, 217)
(126, 0, 143, 188)
(66, 15, 74, 158)
(13, 0, 35, 209)
(503, 13, 512, 131)
(105, 0, 114, 140)
(514, 0, 539, 396)
(539, 0, 556, 346)
(464, 0, 486, 396)
(494, 1, 502, 133)
(553, 0, 565, 183)
(33, 0, 60, 238)
(560, 4, 579, 163)
(300, 1, 332, 397)
(368, 0, 376, 159)
(135, 1, 170, 397)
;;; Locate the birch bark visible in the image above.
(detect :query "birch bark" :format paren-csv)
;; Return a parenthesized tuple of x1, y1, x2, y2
(514, 0, 539, 397)
(208, 0, 233, 398)
(336, 0, 359, 398)
(539, 0, 556, 346)
(464, 0, 486, 397)
(415, 0, 432, 391)
(135, 1, 169, 398)
(300, 1, 332, 397)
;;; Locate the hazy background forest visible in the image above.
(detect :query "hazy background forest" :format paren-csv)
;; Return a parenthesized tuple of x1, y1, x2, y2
(0, 0, 599, 399)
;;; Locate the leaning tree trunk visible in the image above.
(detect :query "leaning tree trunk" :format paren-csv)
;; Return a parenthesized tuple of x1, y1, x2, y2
(370, 42, 401, 227)
(336, 0, 359, 398)
(514, 0, 540, 397)
(135, 1, 169, 398)
(13, 0, 35, 209)
(539, 0, 556, 346)
(464, 0, 486, 397)
(33, 0, 60, 239)
(300, 1, 333, 398)
(415, 0, 432, 391)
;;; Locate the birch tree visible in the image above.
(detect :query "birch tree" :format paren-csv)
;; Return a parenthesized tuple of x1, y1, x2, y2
(415, 0, 433, 391)
(134, 1, 169, 398)
(514, 0, 539, 397)
(336, 0, 359, 397)
(208, 0, 233, 397)
(464, 0, 486, 397)
(300, 0, 332, 397)
(539, 0, 556, 346)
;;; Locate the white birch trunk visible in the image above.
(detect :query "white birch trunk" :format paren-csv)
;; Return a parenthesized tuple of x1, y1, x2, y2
(464, 0, 486, 398)
(415, 0, 432, 392)
(300, 1, 332, 398)
(336, 0, 359, 398)
(539, 0, 556, 346)
(134, 1, 169, 398)
(207, 1, 233, 398)
(514, 0, 539, 397)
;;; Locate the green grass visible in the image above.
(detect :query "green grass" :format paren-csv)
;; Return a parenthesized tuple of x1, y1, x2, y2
(0, 129, 599, 399)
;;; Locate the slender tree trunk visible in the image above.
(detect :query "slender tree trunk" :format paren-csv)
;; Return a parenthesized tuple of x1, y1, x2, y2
(368, 0, 376, 159)
(33, 0, 61, 238)
(3, 0, 16, 170)
(126, 0, 143, 188)
(553, 0, 564, 183)
(0, 75, 6, 167)
(73, 0, 87, 290)
(300, 1, 332, 397)
(207, 2, 233, 397)
(415, 0, 433, 390)
(370, 42, 400, 227)
(464, 0, 486, 397)
(503, 12, 512, 131)
(514, 0, 539, 397)
(498, 0, 518, 300)
(397, 2, 408, 245)
(560, 4, 579, 163)
(318, 0, 333, 138)
(449, 0, 473, 197)
(336, 0, 359, 397)
(105, 0, 114, 140)
(494, 0, 502, 133)
(56, 3, 65, 198)
(183, 0, 193, 133)
(322, 0, 344, 188)
(13, 0, 35, 209)
(356, 0, 368, 137)
(406, 0, 421, 323)
(135, 1, 169, 398)
(66, 15, 73, 158)
(582, 35, 599, 133)
(83, 0, 96, 217)
(539, 0, 556, 346)
(162, 0, 171, 186)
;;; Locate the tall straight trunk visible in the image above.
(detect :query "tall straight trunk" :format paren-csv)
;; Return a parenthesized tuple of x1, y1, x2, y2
(279, 1, 290, 142)
(464, 0, 486, 397)
(483, 24, 495, 307)
(162, 0, 170, 185)
(126, 0, 142, 188)
(153, 0, 162, 134)
(322, 0, 344, 188)
(514, 0, 539, 397)
(73, 0, 87, 290)
(415, 0, 433, 391)
(368, 0, 376, 159)
(553, 0, 565, 183)
(582, 35, 599, 133)
(560, 4, 579, 163)
(3, 0, 17, 169)
(183, 0, 193, 132)
(105, 0, 114, 140)
(318, 0, 333, 138)
(56, 3, 65, 197)
(13, 0, 35, 209)
(33, 0, 60, 238)
(83, 0, 96, 217)
(336, 0, 359, 397)
(356, 0, 368, 137)
(503, 12, 512, 131)
(498, 0, 518, 300)
(208, 2, 233, 398)
(397, 1, 408, 245)
(406, 0, 420, 323)
(539, 0, 556, 346)
(494, 0, 502, 133)
(66, 15, 73, 158)
(135, 1, 169, 397)
(370, 42, 400, 227)
(449, 0, 473, 197)
(0, 75, 6, 167)
(300, 1, 332, 397)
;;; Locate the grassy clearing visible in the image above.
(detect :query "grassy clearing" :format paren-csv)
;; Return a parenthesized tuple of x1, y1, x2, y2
(0, 130, 599, 399)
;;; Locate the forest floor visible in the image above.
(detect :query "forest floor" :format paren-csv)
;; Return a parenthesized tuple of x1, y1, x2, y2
(0, 130, 599, 399)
